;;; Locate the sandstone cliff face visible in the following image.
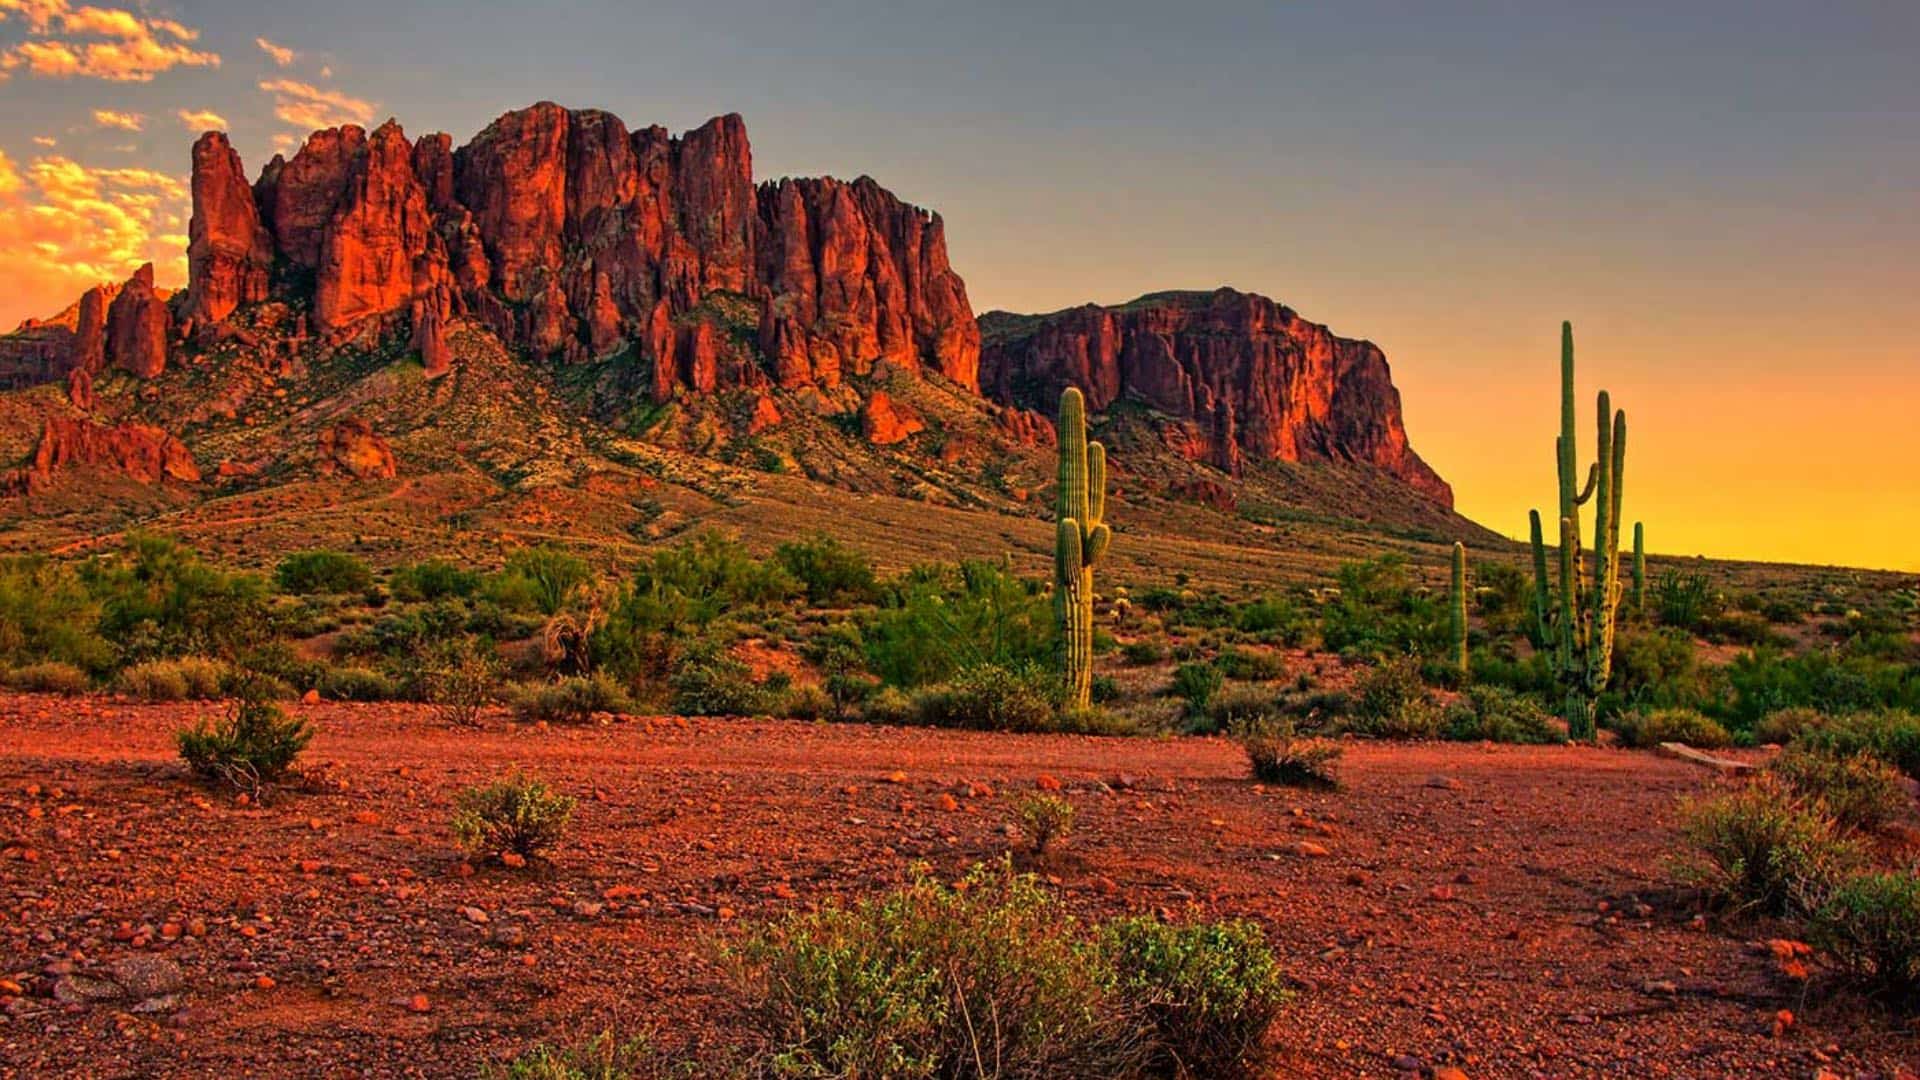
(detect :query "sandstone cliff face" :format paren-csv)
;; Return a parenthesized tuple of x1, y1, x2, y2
(106, 264, 171, 379)
(9, 416, 199, 493)
(979, 289, 1452, 506)
(173, 103, 979, 398)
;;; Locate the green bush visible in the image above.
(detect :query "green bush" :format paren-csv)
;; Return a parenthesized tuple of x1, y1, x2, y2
(1612, 708, 1732, 750)
(275, 550, 373, 595)
(1216, 647, 1286, 681)
(0, 555, 112, 673)
(1101, 915, 1290, 1080)
(317, 665, 398, 702)
(1442, 686, 1561, 744)
(1, 661, 90, 695)
(670, 644, 773, 716)
(1791, 710, 1920, 780)
(1810, 872, 1920, 996)
(1170, 661, 1224, 717)
(493, 546, 594, 616)
(1319, 556, 1446, 661)
(511, 674, 632, 724)
(85, 534, 270, 663)
(389, 559, 482, 603)
(1753, 707, 1827, 746)
(452, 770, 576, 861)
(176, 686, 312, 788)
(1121, 640, 1166, 666)
(1653, 570, 1715, 629)
(909, 663, 1058, 732)
(860, 685, 915, 726)
(1771, 747, 1907, 832)
(774, 683, 834, 722)
(728, 862, 1145, 1079)
(1675, 775, 1861, 915)
(481, 1031, 677, 1080)
(421, 641, 499, 726)
(1012, 793, 1076, 855)
(1203, 685, 1278, 736)
(862, 560, 1055, 688)
(591, 533, 801, 685)
(1239, 720, 1341, 789)
(774, 534, 880, 606)
(1346, 657, 1439, 739)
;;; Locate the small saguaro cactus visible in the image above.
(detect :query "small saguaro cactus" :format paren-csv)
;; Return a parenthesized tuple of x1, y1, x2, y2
(1054, 387, 1110, 711)
(1528, 322, 1629, 741)
(1449, 542, 1470, 677)
(1632, 522, 1646, 616)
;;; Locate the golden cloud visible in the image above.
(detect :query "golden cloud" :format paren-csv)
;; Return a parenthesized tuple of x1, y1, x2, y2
(255, 36, 293, 67)
(0, 0, 219, 83)
(259, 78, 376, 131)
(0, 150, 187, 329)
(31, 134, 55, 147)
(175, 107, 226, 131)
(91, 107, 142, 130)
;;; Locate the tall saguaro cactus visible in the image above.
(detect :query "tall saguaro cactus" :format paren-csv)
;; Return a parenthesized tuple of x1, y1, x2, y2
(1449, 542, 1470, 677)
(1632, 522, 1646, 616)
(1528, 322, 1629, 740)
(1054, 387, 1110, 710)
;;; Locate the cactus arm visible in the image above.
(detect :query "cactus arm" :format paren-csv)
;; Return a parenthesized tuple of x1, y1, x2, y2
(1632, 522, 1646, 615)
(1529, 509, 1553, 643)
(1573, 462, 1598, 506)
(1084, 522, 1111, 567)
(1086, 441, 1106, 528)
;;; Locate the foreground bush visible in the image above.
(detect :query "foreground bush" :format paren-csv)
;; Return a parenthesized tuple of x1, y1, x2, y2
(1675, 776, 1860, 915)
(317, 665, 398, 702)
(1, 661, 90, 696)
(176, 688, 312, 789)
(728, 861, 1287, 1079)
(1792, 710, 1920, 780)
(1771, 747, 1908, 832)
(1345, 657, 1440, 738)
(481, 1030, 673, 1080)
(452, 770, 575, 862)
(511, 674, 631, 724)
(1102, 915, 1291, 1080)
(1613, 708, 1732, 750)
(669, 645, 773, 716)
(423, 643, 499, 726)
(1239, 721, 1341, 789)
(0, 555, 111, 673)
(909, 663, 1058, 732)
(1012, 793, 1076, 856)
(1811, 871, 1920, 997)
(1443, 686, 1561, 744)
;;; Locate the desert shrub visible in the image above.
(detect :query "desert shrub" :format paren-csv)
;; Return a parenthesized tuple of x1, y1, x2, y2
(1121, 640, 1166, 665)
(481, 1030, 674, 1080)
(317, 665, 397, 702)
(176, 684, 312, 788)
(909, 663, 1058, 732)
(1233, 595, 1313, 646)
(1, 661, 90, 696)
(1810, 871, 1920, 996)
(1653, 569, 1715, 630)
(1203, 684, 1279, 735)
(1724, 648, 1920, 728)
(1771, 747, 1907, 832)
(1170, 661, 1224, 717)
(492, 545, 593, 616)
(274, 550, 372, 595)
(1674, 775, 1861, 915)
(1612, 708, 1732, 750)
(119, 656, 228, 702)
(1792, 710, 1920, 780)
(1610, 627, 1711, 711)
(670, 644, 773, 716)
(860, 685, 915, 725)
(1013, 793, 1076, 855)
(421, 642, 499, 726)
(1753, 707, 1827, 746)
(774, 534, 880, 606)
(0, 555, 112, 673)
(774, 683, 834, 721)
(1473, 562, 1539, 639)
(863, 560, 1054, 688)
(1443, 685, 1561, 744)
(591, 533, 801, 684)
(451, 770, 575, 861)
(1345, 657, 1440, 738)
(389, 559, 482, 603)
(1216, 647, 1286, 681)
(511, 674, 632, 724)
(1239, 720, 1341, 789)
(727, 862, 1145, 1079)
(1101, 915, 1290, 1080)
(84, 534, 270, 663)
(1319, 556, 1447, 661)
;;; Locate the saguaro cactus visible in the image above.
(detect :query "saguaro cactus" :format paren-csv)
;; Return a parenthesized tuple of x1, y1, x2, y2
(1632, 522, 1646, 616)
(1528, 322, 1628, 740)
(1054, 387, 1110, 710)
(1449, 542, 1470, 677)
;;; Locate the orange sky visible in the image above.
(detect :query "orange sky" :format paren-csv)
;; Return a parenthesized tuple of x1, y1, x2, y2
(0, 1, 1915, 572)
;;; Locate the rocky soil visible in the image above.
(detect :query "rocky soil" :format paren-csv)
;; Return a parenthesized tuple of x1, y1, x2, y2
(1, 693, 1914, 1078)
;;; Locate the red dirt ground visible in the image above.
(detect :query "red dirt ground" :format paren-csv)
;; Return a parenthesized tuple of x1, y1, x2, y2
(2, 692, 1916, 1079)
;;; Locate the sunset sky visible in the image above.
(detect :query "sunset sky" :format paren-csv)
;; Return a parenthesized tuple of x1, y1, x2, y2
(1, 1, 1914, 570)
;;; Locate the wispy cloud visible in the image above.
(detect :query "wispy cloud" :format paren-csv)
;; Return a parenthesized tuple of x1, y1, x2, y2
(255, 36, 293, 67)
(0, 149, 187, 327)
(259, 78, 376, 131)
(30, 134, 55, 147)
(92, 107, 143, 130)
(0, 0, 219, 82)
(175, 107, 226, 131)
